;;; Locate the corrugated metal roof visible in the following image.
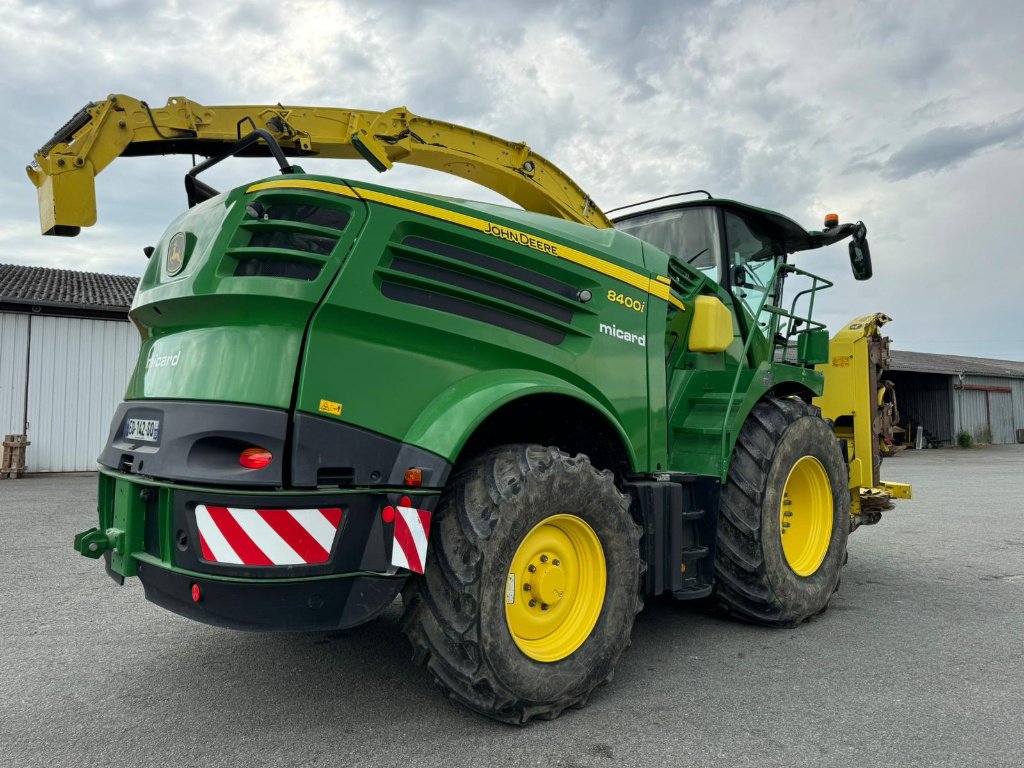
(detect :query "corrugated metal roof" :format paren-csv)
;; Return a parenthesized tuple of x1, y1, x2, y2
(890, 349, 1024, 378)
(0, 263, 138, 312)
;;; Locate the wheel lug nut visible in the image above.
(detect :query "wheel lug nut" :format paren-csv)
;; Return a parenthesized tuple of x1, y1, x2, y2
(784, 511, 793, 517)
(552, 559, 560, 566)
(782, 522, 790, 529)
(529, 599, 537, 607)
(523, 584, 532, 592)
(541, 603, 549, 611)
(783, 500, 792, 506)
(527, 564, 536, 573)
(540, 555, 548, 563)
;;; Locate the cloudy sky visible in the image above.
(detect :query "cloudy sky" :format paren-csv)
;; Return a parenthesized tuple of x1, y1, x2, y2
(3, 0, 1022, 359)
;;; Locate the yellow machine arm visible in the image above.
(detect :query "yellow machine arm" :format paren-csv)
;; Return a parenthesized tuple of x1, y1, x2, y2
(814, 312, 912, 525)
(26, 94, 612, 236)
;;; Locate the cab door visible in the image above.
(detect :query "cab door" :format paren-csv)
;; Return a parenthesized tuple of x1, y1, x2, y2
(722, 209, 785, 353)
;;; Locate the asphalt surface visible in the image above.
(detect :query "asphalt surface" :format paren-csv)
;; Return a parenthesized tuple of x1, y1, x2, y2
(2, 446, 1023, 767)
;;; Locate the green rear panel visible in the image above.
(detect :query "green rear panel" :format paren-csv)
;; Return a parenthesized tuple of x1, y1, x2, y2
(126, 185, 369, 408)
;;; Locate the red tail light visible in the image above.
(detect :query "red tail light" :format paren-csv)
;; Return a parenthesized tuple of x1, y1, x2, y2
(239, 447, 273, 469)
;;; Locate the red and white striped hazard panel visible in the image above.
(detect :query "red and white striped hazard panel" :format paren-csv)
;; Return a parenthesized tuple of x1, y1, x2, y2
(383, 496, 431, 574)
(195, 505, 342, 566)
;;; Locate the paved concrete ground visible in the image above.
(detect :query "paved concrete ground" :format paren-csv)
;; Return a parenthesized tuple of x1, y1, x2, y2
(2, 447, 1022, 767)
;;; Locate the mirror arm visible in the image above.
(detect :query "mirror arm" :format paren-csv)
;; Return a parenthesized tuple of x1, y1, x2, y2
(816, 221, 858, 246)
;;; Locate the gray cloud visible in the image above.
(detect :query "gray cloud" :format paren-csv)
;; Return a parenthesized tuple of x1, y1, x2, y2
(881, 109, 1024, 180)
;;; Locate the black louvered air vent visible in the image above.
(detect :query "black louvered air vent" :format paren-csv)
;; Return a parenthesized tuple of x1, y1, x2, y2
(230, 201, 351, 280)
(377, 235, 587, 346)
(667, 256, 702, 298)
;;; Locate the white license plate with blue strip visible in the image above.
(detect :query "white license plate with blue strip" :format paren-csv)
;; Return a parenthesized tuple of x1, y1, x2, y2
(125, 418, 160, 442)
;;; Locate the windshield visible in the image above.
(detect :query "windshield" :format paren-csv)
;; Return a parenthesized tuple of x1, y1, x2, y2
(616, 207, 721, 282)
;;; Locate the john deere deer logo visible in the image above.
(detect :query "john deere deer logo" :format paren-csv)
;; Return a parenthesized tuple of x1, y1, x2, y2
(166, 232, 186, 275)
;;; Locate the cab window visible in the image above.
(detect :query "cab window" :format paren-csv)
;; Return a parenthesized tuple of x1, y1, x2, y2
(616, 207, 722, 282)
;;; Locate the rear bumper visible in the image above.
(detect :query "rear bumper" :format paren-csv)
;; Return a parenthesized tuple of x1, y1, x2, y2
(99, 399, 450, 489)
(84, 470, 437, 631)
(136, 562, 404, 631)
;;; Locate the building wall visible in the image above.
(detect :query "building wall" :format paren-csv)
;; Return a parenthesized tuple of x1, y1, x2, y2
(888, 370, 1024, 446)
(1012, 378, 1024, 434)
(0, 312, 30, 436)
(953, 375, 1024, 445)
(887, 371, 955, 445)
(0, 312, 140, 472)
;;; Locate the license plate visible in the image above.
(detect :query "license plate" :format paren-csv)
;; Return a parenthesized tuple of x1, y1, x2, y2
(125, 418, 160, 442)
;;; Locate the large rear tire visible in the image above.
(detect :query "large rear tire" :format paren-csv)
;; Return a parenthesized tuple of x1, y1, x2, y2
(714, 397, 849, 626)
(401, 444, 643, 724)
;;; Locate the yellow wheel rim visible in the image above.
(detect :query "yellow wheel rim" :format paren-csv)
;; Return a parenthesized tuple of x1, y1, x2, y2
(504, 514, 606, 662)
(780, 456, 833, 576)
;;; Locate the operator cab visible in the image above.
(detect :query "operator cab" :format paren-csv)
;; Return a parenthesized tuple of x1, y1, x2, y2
(613, 199, 816, 324)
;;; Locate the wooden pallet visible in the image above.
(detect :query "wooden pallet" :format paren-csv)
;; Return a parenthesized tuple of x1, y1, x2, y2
(1, 434, 29, 479)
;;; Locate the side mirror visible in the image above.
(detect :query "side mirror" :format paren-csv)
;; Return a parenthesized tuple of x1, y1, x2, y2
(849, 221, 872, 281)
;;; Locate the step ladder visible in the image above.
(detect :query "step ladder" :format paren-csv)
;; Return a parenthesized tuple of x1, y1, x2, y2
(624, 475, 719, 600)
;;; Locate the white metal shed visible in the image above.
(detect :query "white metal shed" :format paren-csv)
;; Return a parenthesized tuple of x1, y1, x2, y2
(0, 264, 139, 472)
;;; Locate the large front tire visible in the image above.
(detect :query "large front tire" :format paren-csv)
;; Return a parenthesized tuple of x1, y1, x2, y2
(714, 397, 849, 626)
(401, 445, 643, 724)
